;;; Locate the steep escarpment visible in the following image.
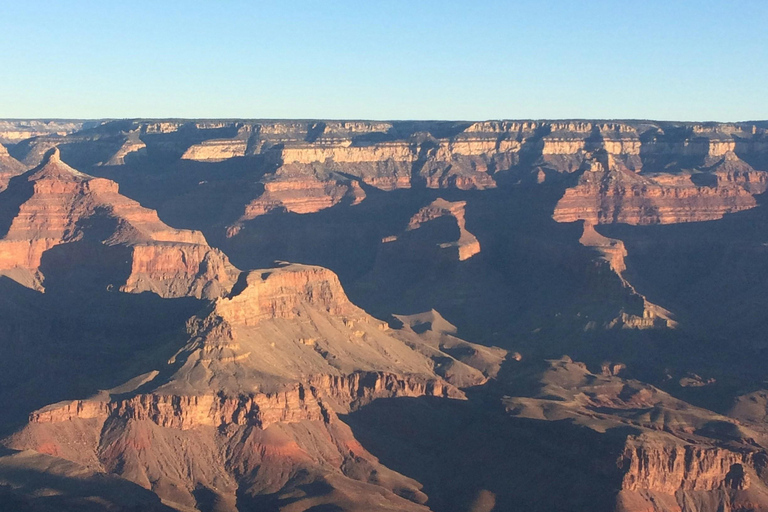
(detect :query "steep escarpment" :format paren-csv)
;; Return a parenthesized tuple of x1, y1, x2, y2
(0, 142, 26, 191)
(553, 151, 765, 225)
(579, 221, 676, 330)
(0, 148, 238, 297)
(501, 357, 768, 512)
(228, 167, 366, 234)
(3, 119, 768, 512)
(5, 262, 497, 511)
(401, 198, 481, 261)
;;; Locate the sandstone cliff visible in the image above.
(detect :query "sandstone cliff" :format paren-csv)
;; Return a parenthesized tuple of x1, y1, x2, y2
(402, 198, 481, 261)
(0, 142, 26, 192)
(4, 262, 499, 511)
(502, 357, 768, 512)
(553, 151, 765, 225)
(0, 148, 238, 298)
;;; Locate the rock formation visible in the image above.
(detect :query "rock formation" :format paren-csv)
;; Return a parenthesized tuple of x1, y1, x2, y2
(401, 198, 481, 261)
(0, 142, 25, 191)
(553, 151, 765, 225)
(2, 118, 768, 512)
(229, 167, 366, 234)
(4, 262, 499, 511)
(0, 148, 238, 297)
(579, 221, 676, 329)
(502, 357, 768, 512)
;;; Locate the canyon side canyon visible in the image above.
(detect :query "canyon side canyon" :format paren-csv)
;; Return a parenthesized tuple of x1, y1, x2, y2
(2, 119, 768, 512)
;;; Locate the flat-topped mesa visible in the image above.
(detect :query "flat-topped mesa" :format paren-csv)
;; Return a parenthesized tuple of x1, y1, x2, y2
(552, 151, 762, 225)
(214, 263, 361, 325)
(180, 125, 252, 162)
(0, 148, 238, 298)
(406, 198, 481, 261)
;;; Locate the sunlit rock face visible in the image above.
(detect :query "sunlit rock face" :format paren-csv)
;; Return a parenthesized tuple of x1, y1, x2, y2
(0, 148, 238, 298)
(2, 118, 768, 512)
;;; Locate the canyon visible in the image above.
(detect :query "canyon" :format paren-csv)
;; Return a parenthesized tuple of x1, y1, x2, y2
(1, 118, 768, 511)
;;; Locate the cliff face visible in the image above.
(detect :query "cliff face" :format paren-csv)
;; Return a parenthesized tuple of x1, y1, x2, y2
(0, 148, 238, 298)
(5, 261, 494, 511)
(4, 118, 768, 512)
(0, 142, 26, 191)
(229, 168, 366, 232)
(502, 357, 768, 512)
(579, 221, 676, 330)
(9, 119, 768, 231)
(403, 198, 481, 261)
(553, 151, 765, 225)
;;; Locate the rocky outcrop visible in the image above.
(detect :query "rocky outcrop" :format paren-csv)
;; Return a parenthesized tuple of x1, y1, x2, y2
(502, 357, 768, 512)
(579, 221, 677, 330)
(214, 263, 362, 324)
(404, 198, 481, 261)
(0, 142, 26, 191)
(0, 120, 91, 144)
(620, 438, 755, 494)
(181, 125, 252, 161)
(0, 148, 238, 298)
(4, 261, 491, 511)
(553, 151, 763, 225)
(230, 170, 366, 231)
(616, 437, 768, 512)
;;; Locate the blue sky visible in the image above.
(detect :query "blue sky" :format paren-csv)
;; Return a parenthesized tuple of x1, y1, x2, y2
(0, 0, 766, 121)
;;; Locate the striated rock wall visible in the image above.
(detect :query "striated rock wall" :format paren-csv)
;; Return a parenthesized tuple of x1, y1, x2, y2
(616, 436, 768, 512)
(214, 264, 360, 325)
(122, 243, 239, 299)
(406, 198, 481, 261)
(553, 152, 764, 225)
(0, 148, 238, 298)
(235, 171, 365, 224)
(620, 438, 753, 494)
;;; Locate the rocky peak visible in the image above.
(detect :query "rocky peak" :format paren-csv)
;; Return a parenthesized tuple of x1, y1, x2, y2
(0, 151, 238, 298)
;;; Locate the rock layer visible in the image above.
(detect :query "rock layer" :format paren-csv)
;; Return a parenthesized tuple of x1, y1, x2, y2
(0, 148, 238, 297)
(405, 198, 481, 261)
(554, 151, 766, 225)
(4, 261, 494, 511)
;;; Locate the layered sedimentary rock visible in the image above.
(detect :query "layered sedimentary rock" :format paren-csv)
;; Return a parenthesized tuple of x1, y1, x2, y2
(502, 357, 768, 512)
(579, 221, 676, 329)
(181, 125, 252, 161)
(404, 198, 481, 261)
(0, 142, 26, 191)
(0, 148, 238, 297)
(5, 262, 495, 511)
(3, 118, 768, 512)
(229, 168, 366, 233)
(553, 151, 765, 225)
(0, 120, 91, 144)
